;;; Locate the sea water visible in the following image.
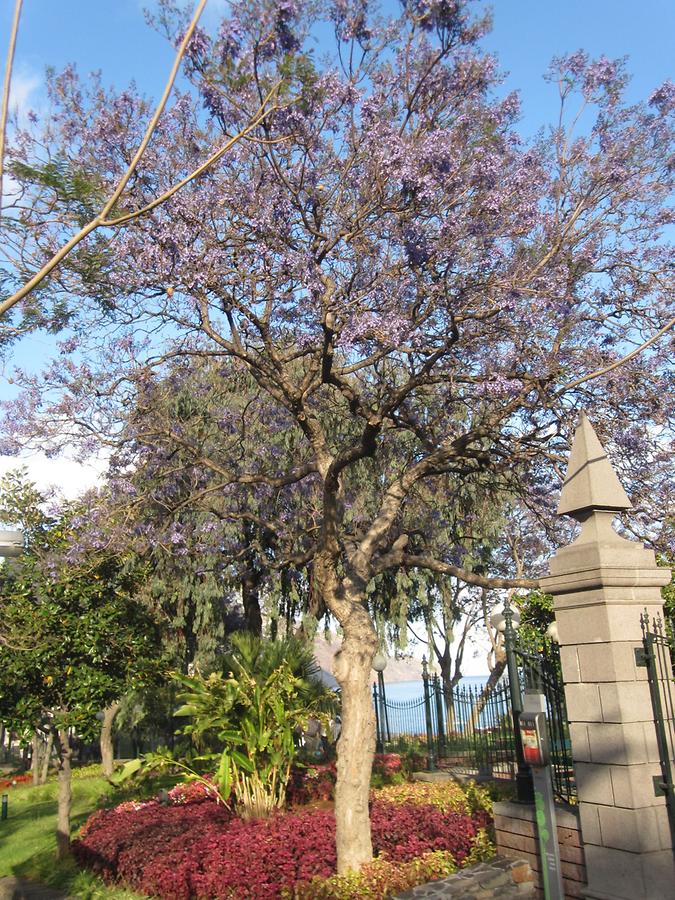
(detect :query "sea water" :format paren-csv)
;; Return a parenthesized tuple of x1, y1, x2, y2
(375, 675, 501, 737)
(383, 675, 488, 702)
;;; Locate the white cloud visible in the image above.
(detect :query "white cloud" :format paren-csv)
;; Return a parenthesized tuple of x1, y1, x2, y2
(0, 451, 107, 502)
(10, 67, 41, 118)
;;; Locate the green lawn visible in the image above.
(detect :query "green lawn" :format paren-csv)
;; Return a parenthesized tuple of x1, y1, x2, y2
(0, 771, 143, 898)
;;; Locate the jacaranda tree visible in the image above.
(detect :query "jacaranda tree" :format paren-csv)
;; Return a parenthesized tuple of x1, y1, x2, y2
(1, 0, 673, 871)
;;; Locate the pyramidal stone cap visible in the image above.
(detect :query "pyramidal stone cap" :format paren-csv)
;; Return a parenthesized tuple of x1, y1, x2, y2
(557, 411, 632, 518)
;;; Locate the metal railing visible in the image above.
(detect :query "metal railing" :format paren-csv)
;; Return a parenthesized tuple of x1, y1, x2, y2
(639, 611, 675, 848)
(372, 607, 577, 806)
(372, 671, 517, 780)
(513, 640, 576, 806)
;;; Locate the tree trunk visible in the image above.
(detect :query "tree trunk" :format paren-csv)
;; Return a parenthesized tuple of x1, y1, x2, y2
(31, 731, 41, 786)
(40, 730, 53, 784)
(241, 521, 263, 636)
(332, 608, 378, 874)
(100, 702, 120, 777)
(467, 654, 506, 734)
(241, 570, 263, 636)
(54, 728, 73, 860)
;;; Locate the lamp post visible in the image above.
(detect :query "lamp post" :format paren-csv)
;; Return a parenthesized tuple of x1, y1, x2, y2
(421, 655, 436, 772)
(490, 597, 533, 803)
(372, 652, 389, 753)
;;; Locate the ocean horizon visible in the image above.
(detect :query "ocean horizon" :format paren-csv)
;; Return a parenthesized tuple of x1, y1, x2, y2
(373, 675, 504, 736)
(382, 675, 489, 703)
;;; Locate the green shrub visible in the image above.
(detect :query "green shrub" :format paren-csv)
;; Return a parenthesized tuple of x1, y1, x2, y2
(290, 850, 458, 899)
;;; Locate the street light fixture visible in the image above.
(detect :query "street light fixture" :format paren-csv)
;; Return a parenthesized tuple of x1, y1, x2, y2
(490, 597, 533, 804)
(372, 652, 387, 673)
(489, 602, 521, 633)
(545, 621, 560, 644)
(372, 651, 389, 752)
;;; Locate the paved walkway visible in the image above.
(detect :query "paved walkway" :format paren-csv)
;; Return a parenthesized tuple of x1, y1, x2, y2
(0, 879, 68, 900)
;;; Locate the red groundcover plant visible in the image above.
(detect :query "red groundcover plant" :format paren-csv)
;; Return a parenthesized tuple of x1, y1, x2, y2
(286, 754, 405, 806)
(73, 792, 486, 899)
(286, 761, 337, 806)
(0, 773, 32, 789)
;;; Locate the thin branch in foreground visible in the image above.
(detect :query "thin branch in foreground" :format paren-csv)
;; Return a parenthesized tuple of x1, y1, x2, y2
(0, 0, 211, 315)
(558, 315, 675, 394)
(0, 0, 23, 215)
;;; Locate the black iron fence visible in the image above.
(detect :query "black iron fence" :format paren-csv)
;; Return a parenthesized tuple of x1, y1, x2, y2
(372, 612, 577, 805)
(639, 611, 675, 847)
(435, 674, 517, 778)
(373, 672, 517, 778)
(514, 640, 575, 806)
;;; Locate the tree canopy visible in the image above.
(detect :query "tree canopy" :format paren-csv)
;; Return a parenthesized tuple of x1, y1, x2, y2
(0, 0, 673, 872)
(0, 472, 165, 854)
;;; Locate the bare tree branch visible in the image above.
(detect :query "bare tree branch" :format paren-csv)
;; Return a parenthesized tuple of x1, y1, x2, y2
(557, 315, 675, 394)
(371, 551, 539, 590)
(0, 0, 23, 215)
(0, 0, 215, 316)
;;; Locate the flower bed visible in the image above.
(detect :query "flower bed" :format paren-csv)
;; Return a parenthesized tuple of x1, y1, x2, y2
(0, 772, 32, 789)
(286, 753, 409, 806)
(73, 780, 494, 899)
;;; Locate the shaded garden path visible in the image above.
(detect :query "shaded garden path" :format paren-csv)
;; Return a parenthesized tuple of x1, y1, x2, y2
(0, 879, 67, 899)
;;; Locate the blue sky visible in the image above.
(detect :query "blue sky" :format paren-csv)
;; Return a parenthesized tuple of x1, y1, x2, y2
(0, 0, 672, 670)
(0, 0, 673, 499)
(483, 0, 675, 128)
(3, 0, 674, 134)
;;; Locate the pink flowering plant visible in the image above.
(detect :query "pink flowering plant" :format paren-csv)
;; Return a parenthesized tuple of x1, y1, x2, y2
(73, 780, 492, 899)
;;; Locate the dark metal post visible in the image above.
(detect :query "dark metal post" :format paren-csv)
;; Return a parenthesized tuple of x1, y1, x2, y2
(373, 682, 383, 753)
(422, 656, 436, 771)
(433, 674, 446, 758)
(504, 598, 534, 803)
(641, 614, 675, 846)
(1, 794, 7, 821)
(377, 670, 390, 746)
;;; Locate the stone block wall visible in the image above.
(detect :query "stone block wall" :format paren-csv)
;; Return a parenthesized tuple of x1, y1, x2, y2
(394, 856, 535, 898)
(494, 800, 586, 899)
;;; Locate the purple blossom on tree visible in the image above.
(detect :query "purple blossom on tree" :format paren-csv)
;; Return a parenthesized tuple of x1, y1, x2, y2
(0, 0, 673, 875)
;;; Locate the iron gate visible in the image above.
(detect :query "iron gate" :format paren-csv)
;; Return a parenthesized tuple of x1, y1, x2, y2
(639, 611, 675, 846)
(372, 627, 577, 805)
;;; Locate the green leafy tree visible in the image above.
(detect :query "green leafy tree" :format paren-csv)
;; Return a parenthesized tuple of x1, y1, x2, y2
(0, 475, 164, 858)
(513, 590, 556, 653)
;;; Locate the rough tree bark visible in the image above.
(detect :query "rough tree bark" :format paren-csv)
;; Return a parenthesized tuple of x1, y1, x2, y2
(31, 730, 40, 786)
(328, 587, 378, 873)
(39, 728, 53, 784)
(54, 727, 73, 859)
(240, 522, 263, 636)
(100, 702, 120, 778)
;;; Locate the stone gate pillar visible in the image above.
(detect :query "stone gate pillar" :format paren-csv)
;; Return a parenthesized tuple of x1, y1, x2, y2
(540, 412, 673, 900)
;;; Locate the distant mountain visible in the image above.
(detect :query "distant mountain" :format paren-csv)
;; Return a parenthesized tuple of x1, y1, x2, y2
(312, 634, 424, 686)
